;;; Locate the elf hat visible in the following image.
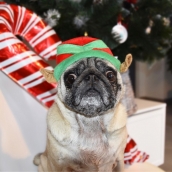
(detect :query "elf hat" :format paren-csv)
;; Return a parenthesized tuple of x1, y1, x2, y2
(53, 36, 121, 81)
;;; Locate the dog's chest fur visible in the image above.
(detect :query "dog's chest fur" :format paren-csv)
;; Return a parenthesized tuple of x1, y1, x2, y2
(46, 99, 127, 172)
(75, 116, 114, 166)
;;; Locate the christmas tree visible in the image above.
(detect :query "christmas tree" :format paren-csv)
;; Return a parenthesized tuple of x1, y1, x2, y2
(4, 0, 172, 70)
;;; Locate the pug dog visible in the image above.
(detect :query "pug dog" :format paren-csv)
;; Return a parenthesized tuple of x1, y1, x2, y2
(34, 37, 132, 172)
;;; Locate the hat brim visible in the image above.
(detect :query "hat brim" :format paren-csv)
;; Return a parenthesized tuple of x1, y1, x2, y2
(54, 50, 121, 81)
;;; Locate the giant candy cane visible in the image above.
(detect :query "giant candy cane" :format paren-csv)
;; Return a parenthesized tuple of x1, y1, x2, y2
(124, 135, 149, 164)
(0, 3, 61, 107)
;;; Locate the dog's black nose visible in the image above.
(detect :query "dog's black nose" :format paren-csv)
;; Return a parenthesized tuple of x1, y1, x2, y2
(85, 74, 99, 82)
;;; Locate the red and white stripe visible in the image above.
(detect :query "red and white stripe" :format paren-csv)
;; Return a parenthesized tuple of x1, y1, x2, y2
(124, 135, 149, 165)
(0, 3, 61, 108)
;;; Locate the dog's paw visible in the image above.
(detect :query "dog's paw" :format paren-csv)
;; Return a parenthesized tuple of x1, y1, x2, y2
(33, 153, 42, 166)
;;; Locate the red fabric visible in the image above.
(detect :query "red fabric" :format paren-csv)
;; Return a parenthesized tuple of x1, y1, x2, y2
(56, 53, 73, 64)
(61, 37, 98, 46)
(93, 48, 113, 56)
(56, 37, 114, 66)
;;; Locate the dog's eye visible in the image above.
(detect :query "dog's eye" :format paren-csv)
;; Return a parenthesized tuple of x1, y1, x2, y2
(66, 74, 77, 84)
(106, 71, 116, 82)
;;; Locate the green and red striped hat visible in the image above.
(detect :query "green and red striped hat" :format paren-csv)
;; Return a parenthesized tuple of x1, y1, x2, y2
(54, 36, 121, 81)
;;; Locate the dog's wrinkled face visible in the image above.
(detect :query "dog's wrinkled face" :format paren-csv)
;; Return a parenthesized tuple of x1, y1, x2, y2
(57, 57, 123, 117)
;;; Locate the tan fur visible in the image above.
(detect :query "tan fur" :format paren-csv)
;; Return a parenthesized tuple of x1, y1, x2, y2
(40, 68, 56, 83)
(35, 95, 127, 172)
(107, 103, 127, 132)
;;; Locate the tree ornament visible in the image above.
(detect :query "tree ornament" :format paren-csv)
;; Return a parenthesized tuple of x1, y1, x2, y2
(163, 17, 170, 26)
(145, 20, 153, 34)
(156, 14, 162, 19)
(126, 0, 137, 4)
(145, 27, 151, 34)
(93, 0, 105, 5)
(73, 15, 89, 29)
(111, 23, 128, 44)
(44, 9, 61, 27)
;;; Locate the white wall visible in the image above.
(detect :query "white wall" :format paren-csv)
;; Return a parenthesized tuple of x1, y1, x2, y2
(135, 58, 172, 100)
(0, 71, 48, 171)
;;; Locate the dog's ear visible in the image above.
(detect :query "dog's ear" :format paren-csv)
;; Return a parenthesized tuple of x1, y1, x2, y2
(40, 68, 57, 83)
(120, 54, 132, 73)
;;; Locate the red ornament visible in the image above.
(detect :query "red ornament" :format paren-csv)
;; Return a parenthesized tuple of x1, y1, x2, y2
(126, 0, 137, 4)
(0, 3, 61, 108)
